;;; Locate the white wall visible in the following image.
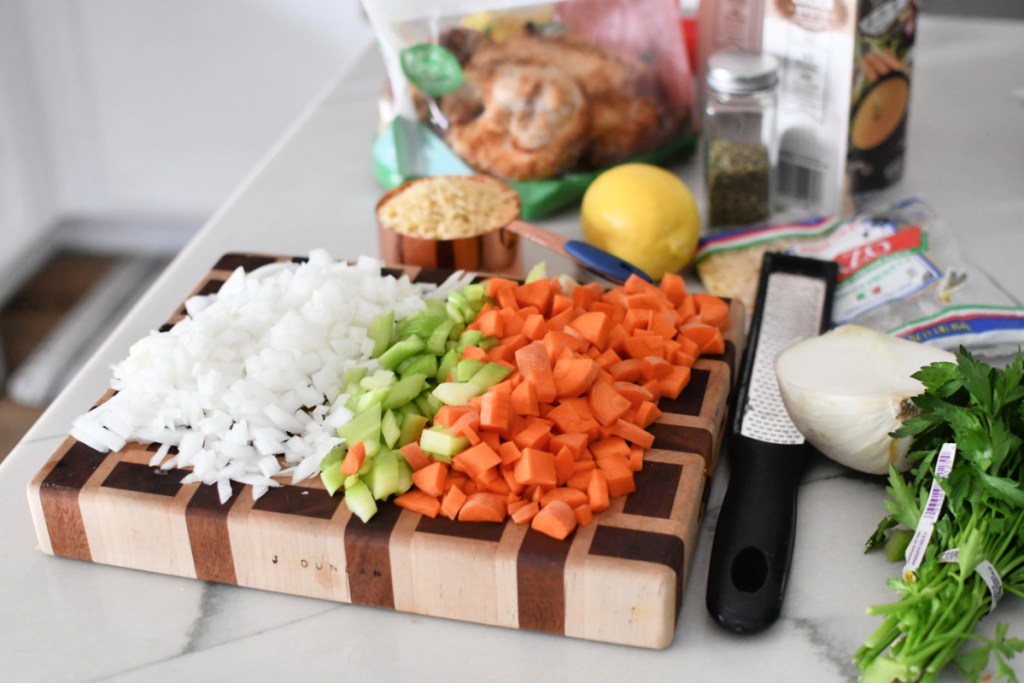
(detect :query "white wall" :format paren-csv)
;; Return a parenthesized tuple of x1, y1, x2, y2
(0, 0, 373, 281)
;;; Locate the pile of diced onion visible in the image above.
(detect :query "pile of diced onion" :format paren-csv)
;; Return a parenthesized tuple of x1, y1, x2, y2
(71, 250, 474, 503)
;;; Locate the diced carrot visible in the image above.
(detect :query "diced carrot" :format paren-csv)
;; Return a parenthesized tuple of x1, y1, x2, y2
(628, 446, 645, 472)
(498, 440, 523, 466)
(591, 436, 631, 461)
(496, 286, 519, 311)
(451, 409, 481, 438)
(510, 378, 539, 417)
(514, 448, 557, 487)
(540, 487, 589, 508)
(554, 446, 575, 485)
(521, 313, 547, 341)
(574, 504, 594, 527)
(458, 492, 508, 522)
(622, 308, 651, 334)
(678, 322, 725, 355)
(452, 442, 502, 483)
(614, 381, 655, 406)
(514, 279, 552, 315)
(568, 311, 613, 349)
(486, 278, 517, 298)
(510, 500, 540, 525)
(677, 295, 697, 323)
(636, 401, 663, 428)
(609, 358, 644, 382)
(440, 484, 467, 520)
(659, 272, 687, 307)
(476, 309, 504, 338)
(649, 312, 678, 339)
(603, 466, 636, 497)
(480, 390, 511, 433)
(515, 341, 556, 403)
(622, 334, 665, 360)
(658, 365, 692, 399)
(487, 344, 513, 364)
(480, 430, 501, 451)
(501, 465, 525, 495)
(642, 378, 663, 401)
(434, 405, 474, 428)
(566, 468, 593, 491)
(624, 293, 669, 311)
(550, 293, 573, 316)
(513, 418, 552, 451)
(340, 441, 366, 476)
(588, 379, 632, 426)
(587, 469, 610, 512)
(693, 292, 730, 330)
(571, 282, 601, 310)
(550, 432, 589, 459)
(610, 419, 655, 449)
(642, 355, 673, 380)
(462, 345, 490, 362)
(531, 500, 577, 540)
(507, 498, 530, 515)
(544, 305, 576, 332)
(399, 442, 431, 472)
(411, 460, 448, 497)
(486, 476, 511, 495)
(623, 273, 659, 295)
(591, 300, 626, 326)
(394, 490, 442, 518)
(552, 357, 600, 398)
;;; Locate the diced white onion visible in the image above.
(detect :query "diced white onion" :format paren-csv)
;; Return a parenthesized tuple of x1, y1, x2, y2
(70, 252, 431, 501)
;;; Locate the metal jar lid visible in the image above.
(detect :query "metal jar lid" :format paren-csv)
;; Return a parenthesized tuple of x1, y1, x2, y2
(706, 50, 779, 94)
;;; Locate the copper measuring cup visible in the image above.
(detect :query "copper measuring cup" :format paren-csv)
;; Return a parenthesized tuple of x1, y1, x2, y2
(376, 175, 651, 284)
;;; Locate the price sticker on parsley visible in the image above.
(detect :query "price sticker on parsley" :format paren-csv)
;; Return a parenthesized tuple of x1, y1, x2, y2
(902, 442, 956, 581)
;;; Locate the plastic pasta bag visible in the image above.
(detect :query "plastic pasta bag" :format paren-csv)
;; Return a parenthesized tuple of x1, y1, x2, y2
(695, 198, 1024, 362)
(362, 0, 696, 219)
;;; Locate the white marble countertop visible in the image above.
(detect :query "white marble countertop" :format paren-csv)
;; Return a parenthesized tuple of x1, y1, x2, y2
(3, 15, 1023, 682)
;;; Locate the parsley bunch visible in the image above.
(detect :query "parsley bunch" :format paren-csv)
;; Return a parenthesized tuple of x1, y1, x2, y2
(856, 349, 1024, 682)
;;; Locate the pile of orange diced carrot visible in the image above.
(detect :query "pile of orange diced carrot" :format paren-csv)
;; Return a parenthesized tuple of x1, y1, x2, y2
(393, 273, 729, 540)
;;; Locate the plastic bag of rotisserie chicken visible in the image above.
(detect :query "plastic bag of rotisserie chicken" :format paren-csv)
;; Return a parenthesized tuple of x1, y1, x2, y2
(363, 0, 697, 219)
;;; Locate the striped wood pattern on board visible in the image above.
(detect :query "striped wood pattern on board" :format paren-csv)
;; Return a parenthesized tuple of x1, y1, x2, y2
(26, 253, 746, 649)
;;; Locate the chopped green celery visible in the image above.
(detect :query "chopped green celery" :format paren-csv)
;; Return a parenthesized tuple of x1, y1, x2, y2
(427, 318, 457, 355)
(469, 362, 514, 389)
(398, 401, 422, 419)
(424, 392, 444, 415)
(419, 426, 468, 461)
(367, 310, 395, 358)
(448, 290, 469, 315)
(398, 413, 428, 447)
(363, 439, 382, 459)
(455, 358, 486, 382)
(336, 402, 381, 445)
(366, 449, 400, 500)
(360, 369, 396, 391)
(525, 261, 547, 283)
(479, 337, 499, 351)
(344, 479, 377, 522)
(412, 394, 435, 418)
(343, 474, 361, 490)
(344, 390, 364, 412)
(433, 381, 484, 406)
(422, 298, 447, 316)
(458, 330, 484, 350)
(397, 313, 447, 340)
(355, 387, 389, 413)
(445, 301, 465, 325)
(378, 335, 426, 371)
(397, 353, 437, 379)
(320, 462, 345, 496)
(396, 456, 413, 495)
(320, 445, 345, 472)
(437, 348, 458, 383)
(461, 283, 485, 303)
(381, 373, 428, 411)
(342, 367, 368, 391)
(448, 322, 465, 340)
(381, 410, 402, 448)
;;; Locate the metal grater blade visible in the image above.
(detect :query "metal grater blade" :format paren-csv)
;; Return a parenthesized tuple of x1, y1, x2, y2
(739, 271, 828, 444)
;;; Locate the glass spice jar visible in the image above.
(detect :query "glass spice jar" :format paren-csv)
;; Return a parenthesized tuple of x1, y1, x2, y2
(704, 49, 779, 230)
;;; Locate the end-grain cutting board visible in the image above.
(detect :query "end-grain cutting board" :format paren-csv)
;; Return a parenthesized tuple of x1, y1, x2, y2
(27, 253, 745, 649)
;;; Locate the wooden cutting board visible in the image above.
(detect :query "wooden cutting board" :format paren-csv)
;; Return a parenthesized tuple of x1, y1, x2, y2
(27, 253, 746, 649)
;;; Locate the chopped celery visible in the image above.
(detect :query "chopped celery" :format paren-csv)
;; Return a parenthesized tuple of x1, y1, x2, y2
(336, 402, 381, 445)
(455, 358, 486, 383)
(344, 479, 377, 522)
(396, 456, 413, 495)
(445, 301, 465, 325)
(468, 362, 514, 389)
(366, 449, 400, 500)
(426, 319, 457, 355)
(360, 369, 395, 391)
(525, 261, 547, 283)
(458, 330, 484, 350)
(397, 313, 447, 340)
(397, 353, 437, 379)
(398, 413, 428, 447)
(368, 310, 395, 358)
(381, 373, 428, 411)
(320, 445, 345, 471)
(419, 426, 468, 461)
(355, 387, 389, 413)
(343, 367, 368, 391)
(437, 348, 458, 383)
(378, 335, 426, 371)
(433, 381, 484, 406)
(381, 409, 402, 448)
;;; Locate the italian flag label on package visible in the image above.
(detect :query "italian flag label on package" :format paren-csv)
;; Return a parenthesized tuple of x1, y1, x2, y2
(787, 221, 940, 324)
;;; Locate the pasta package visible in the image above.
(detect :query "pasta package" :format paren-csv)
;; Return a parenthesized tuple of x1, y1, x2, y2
(363, 0, 696, 219)
(695, 199, 1024, 361)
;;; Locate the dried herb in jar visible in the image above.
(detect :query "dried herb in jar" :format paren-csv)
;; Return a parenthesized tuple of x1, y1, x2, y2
(707, 139, 770, 228)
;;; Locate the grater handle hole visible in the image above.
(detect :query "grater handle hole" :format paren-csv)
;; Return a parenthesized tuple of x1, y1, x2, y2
(731, 546, 769, 593)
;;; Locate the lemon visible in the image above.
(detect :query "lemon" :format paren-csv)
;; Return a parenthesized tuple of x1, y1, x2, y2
(581, 163, 700, 281)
